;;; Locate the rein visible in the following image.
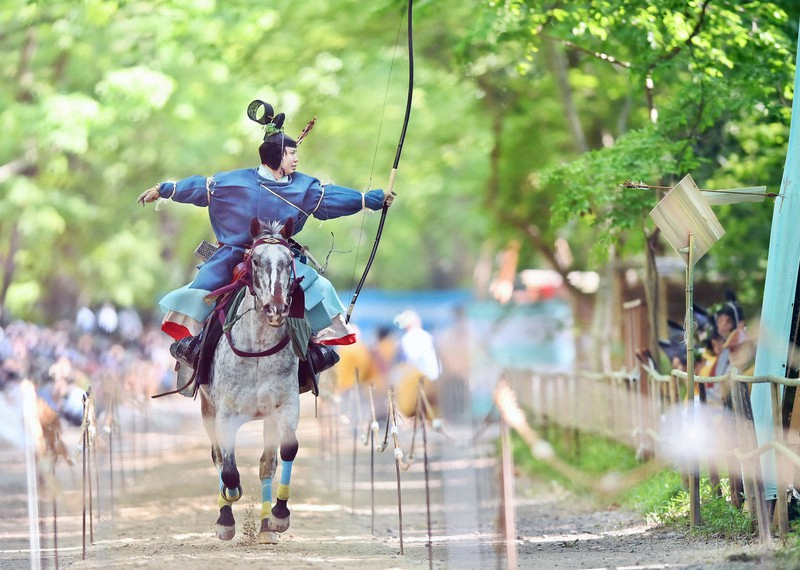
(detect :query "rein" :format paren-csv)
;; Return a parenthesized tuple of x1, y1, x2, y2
(216, 234, 296, 359)
(218, 309, 290, 358)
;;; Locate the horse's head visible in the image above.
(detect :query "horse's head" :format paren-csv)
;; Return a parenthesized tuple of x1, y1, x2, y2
(248, 218, 296, 327)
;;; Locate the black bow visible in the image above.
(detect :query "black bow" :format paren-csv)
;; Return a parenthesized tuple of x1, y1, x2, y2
(346, 0, 414, 324)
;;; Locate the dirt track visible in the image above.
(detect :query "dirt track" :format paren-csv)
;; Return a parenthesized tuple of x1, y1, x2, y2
(0, 393, 780, 569)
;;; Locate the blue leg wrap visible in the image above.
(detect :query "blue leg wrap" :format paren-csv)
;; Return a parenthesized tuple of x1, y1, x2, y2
(262, 477, 273, 504)
(280, 460, 293, 485)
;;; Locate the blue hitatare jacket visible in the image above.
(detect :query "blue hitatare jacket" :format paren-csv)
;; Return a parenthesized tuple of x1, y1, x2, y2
(158, 167, 383, 291)
(156, 167, 384, 331)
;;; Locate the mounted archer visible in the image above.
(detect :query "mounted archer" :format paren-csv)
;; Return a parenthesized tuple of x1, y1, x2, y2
(138, 100, 395, 392)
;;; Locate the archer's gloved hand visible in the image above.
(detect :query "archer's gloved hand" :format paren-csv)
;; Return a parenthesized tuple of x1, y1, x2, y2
(137, 185, 160, 207)
(383, 190, 396, 207)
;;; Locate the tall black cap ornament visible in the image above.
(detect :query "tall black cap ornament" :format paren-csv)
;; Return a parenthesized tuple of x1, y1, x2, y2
(247, 99, 286, 140)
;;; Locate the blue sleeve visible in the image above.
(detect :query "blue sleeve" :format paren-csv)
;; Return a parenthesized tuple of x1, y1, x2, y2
(312, 185, 384, 221)
(158, 175, 210, 207)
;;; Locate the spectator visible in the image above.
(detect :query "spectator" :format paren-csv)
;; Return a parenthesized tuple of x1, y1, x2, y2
(97, 302, 119, 335)
(698, 328, 725, 406)
(330, 326, 379, 424)
(713, 290, 755, 380)
(435, 304, 473, 424)
(394, 310, 440, 380)
(75, 306, 96, 334)
(372, 325, 399, 382)
(117, 308, 144, 343)
(393, 310, 441, 418)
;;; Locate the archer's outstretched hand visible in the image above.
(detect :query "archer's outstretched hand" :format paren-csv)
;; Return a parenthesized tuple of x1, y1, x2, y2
(137, 185, 160, 207)
(383, 190, 396, 207)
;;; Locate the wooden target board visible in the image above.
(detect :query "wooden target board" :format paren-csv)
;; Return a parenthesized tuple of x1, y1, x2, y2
(649, 173, 725, 266)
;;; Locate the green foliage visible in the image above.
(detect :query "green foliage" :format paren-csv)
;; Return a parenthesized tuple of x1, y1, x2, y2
(513, 423, 755, 540)
(0, 0, 489, 322)
(623, 468, 686, 514)
(777, 519, 800, 568)
(628, 475, 754, 541)
(1, 0, 798, 325)
(458, 0, 798, 287)
(542, 126, 684, 261)
(512, 426, 640, 493)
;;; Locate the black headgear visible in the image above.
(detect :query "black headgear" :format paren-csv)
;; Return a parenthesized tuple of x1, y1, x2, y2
(658, 338, 687, 366)
(247, 100, 296, 170)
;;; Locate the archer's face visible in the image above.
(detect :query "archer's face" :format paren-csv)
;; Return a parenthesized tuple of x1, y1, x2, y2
(281, 147, 298, 175)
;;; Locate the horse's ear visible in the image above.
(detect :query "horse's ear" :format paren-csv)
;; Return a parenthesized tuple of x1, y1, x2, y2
(281, 218, 294, 239)
(250, 217, 262, 238)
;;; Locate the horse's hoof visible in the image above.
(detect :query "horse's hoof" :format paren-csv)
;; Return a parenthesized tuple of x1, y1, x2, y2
(267, 514, 290, 534)
(221, 485, 243, 503)
(258, 520, 280, 544)
(258, 530, 279, 544)
(216, 525, 235, 541)
(215, 505, 235, 540)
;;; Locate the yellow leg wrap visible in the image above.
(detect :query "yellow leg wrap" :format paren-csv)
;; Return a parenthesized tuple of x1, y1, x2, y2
(218, 495, 233, 508)
(276, 484, 290, 501)
(261, 502, 271, 520)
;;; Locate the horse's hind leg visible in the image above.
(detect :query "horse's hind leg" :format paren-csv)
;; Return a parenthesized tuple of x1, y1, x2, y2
(257, 415, 298, 542)
(201, 387, 237, 541)
(257, 433, 279, 544)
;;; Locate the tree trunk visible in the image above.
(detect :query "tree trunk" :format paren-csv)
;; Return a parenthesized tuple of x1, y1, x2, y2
(643, 227, 662, 363)
(544, 37, 588, 153)
(0, 223, 21, 326)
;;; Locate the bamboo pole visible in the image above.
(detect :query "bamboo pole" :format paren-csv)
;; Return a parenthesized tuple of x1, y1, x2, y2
(21, 381, 42, 570)
(386, 387, 404, 555)
(418, 381, 433, 570)
(680, 233, 700, 527)
(499, 417, 518, 569)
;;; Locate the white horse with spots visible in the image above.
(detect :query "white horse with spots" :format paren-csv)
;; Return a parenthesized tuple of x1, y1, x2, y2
(199, 218, 301, 544)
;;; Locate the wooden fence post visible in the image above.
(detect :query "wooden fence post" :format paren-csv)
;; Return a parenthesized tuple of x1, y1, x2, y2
(771, 381, 790, 536)
(730, 375, 772, 543)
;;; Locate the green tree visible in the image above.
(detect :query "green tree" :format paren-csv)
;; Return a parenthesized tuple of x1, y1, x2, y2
(0, 0, 489, 324)
(456, 0, 797, 363)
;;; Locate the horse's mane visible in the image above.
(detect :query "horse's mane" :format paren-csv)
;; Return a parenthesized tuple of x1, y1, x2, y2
(251, 218, 289, 241)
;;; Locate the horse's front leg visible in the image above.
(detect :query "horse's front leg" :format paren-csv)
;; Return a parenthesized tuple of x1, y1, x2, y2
(217, 414, 244, 503)
(268, 432, 298, 533)
(209, 413, 244, 541)
(200, 387, 236, 541)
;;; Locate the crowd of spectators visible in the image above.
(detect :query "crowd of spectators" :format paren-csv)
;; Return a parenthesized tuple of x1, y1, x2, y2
(1, 302, 472, 451)
(0, 304, 174, 444)
(657, 289, 756, 407)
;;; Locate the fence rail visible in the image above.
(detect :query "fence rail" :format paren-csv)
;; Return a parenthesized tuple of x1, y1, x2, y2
(503, 364, 800, 543)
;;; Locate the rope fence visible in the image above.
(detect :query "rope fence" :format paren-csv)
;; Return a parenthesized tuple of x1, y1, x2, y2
(14, 338, 800, 566)
(501, 362, 800, 544)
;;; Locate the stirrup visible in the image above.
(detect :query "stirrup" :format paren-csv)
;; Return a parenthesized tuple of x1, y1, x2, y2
(307, 344, 340, 374)
(170, 335, 201, 369)
(175, 362, 196, 397)
(299, 345, 337, 397)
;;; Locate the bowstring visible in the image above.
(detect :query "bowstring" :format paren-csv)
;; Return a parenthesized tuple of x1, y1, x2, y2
(347, 5, 408, 303)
